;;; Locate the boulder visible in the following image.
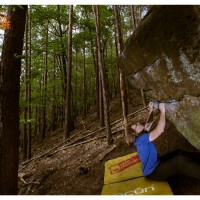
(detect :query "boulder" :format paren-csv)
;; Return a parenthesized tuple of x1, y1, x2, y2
(120, 6, 200, 149)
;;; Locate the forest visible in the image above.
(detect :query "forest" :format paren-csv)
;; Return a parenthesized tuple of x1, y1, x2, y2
(0, 5, 200, 195)
(0, 5, 151, 195)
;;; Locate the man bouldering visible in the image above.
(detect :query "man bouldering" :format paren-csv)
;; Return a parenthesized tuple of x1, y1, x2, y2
(128, 102, 200, 181)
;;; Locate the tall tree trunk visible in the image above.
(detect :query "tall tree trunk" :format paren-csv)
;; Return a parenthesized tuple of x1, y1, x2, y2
(94, 41, 103, 124)
(109, 39, 117, 98)
(113, 5, 129, 144)
(92, 43, 100, 120)
(0, 5, 27, 194)
(64, 5, 73, 139)
(83, 40, 87, 116)
(28, 5, 32, 159)
(74, 50, 78, 117)
(93, 5, 113, 145)
(94, 37, 104, 126)
(51, 53, 57, 131)
(23, 9, 28, 160)
(57, 5, 67, 102)
(42, 21, 48, 140)
(35, 105, 38, 136)
(130, 5, 136, 30)
(99, 69, 104, 127)
(136, 5, 141, 27)
(83, 6, 100, 120)
(38, 76, 42, 135)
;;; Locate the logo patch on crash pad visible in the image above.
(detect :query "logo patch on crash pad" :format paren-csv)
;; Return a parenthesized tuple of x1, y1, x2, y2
(109, 154, 140, 174)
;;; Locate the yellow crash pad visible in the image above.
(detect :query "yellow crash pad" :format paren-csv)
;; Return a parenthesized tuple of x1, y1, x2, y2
(102, 152, 173, 195)
(101, 177, 173, 195)
(104, 152, 142, 184)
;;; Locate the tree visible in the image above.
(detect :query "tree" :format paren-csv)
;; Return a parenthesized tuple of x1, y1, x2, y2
(113, 5, 129, 144)
(83, 5, 100, 120)
(130, 5, 136, 31)
(23, 7, 29, 160)
(28, 5, 32, 159)
(0, 5, 27, 194)
(23, 6, 32, 160)
(64, 5, 73, 139)
(42, 20, 48, 140)
(57, 5, 67, 101)
(93, 5, 113, 145)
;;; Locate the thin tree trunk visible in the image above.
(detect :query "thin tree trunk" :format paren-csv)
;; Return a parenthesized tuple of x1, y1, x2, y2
(93, 43, 100, 120)
(95, 43, 103, 124)
(0, 5, 27, 194)
(51, 54, 57, 131)
(42, 21, 48, 140)
(110, 40, 117, 99)
(42, 74, 46, 140)
(57, 5, 67, 102)
(84, 6, 100, 120)
(83, 40, 86, 116)
(74, 50, 78, 117)
(99, 71, 104, 127)
(136, 5, 141, 27)
(64, 5, 73, 139)
(38, 76, 42, 135)
(23, 9, 28, 161)
(93, 5, 113, 145)
(35, 105, 38, 136)
(113, 5, 129, 144)
(111, 69, 117, 98)
(130, 5, 136, 30)
(94, 38, 104, 126)
(113, 16, 121, 100)
(28, 5, 32, 159)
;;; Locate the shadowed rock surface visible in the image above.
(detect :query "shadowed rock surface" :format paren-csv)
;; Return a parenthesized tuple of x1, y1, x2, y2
(120, 5, 200, 149)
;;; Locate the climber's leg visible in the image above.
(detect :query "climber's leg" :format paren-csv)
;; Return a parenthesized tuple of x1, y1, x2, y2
(147, 149, 200, 181)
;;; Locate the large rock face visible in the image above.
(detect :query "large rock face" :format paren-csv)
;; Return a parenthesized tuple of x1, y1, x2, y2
(120, 6, 200, 149)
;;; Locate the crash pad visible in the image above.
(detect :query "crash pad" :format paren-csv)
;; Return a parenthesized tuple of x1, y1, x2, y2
(101, 176, 173, 195)
(104, 152, 142, 184)
(102, 152, 173, 195)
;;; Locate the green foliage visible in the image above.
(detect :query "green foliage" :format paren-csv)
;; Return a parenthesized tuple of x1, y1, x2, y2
(19, 5, 148, 140)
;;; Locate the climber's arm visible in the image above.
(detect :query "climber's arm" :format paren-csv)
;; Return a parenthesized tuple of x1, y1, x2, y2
(144, 112, 153, 132)
(144, 102, 154, 132)
(149, 103, 166, 141)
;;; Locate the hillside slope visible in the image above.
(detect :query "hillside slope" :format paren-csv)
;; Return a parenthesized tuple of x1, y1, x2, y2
(18, 98, 200, 195)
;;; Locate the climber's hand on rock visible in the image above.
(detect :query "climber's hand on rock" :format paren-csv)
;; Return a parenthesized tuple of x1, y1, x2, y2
(148, 102, 153, 111)
(159, 103, 165, 113)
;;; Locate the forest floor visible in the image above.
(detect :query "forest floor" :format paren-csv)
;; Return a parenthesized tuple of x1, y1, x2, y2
(18, 97, 200, 195)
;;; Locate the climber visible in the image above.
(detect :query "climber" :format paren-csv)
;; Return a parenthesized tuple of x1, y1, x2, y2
(128, 101, 200, 181)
